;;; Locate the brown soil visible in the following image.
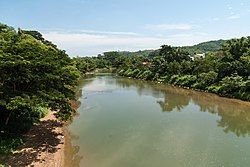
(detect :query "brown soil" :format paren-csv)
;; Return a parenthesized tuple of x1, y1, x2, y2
(3, 111, 65, 167)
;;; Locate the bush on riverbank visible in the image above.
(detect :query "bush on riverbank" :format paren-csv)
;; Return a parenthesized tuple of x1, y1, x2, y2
(0, 135, 23, 155)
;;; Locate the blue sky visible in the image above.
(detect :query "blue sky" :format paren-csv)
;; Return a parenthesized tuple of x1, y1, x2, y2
(0, 0, 250, 56)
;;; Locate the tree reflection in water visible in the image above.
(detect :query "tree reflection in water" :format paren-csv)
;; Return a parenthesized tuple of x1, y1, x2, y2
(63, 77, 94, 167)
(64, 130, 83, 167)
(115, 77, 250, 137)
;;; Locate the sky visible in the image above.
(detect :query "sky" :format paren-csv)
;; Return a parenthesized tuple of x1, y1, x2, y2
(0, 0, 250, 56)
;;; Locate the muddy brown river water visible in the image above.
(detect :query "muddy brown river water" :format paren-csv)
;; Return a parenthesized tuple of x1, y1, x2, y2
(65, 75, 250, 167)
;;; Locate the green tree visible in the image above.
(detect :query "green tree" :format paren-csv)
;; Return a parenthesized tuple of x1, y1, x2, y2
(0, 24, 80, 135)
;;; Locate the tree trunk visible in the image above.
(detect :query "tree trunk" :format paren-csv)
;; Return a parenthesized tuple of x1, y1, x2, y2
(13, 83, 16, 92)
(5, 111, 12, 125)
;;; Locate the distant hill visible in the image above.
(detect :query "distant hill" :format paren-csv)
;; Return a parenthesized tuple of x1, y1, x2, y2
(118, 50, 155, 57)
(179, 39, 227, 54)
(116, 39, 227, 57)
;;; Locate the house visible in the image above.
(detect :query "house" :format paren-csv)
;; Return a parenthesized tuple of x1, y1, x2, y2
(142, 61, 149, 65)
(189, 53, 205, 61)
(194, 53, 205, 59)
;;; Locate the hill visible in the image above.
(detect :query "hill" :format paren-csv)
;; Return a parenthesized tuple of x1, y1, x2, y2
(179, 39, 227, 54)
(115, 39, 227, 58)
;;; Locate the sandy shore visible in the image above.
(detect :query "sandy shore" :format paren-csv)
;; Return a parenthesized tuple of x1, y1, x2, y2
(3, 111, 65, 167)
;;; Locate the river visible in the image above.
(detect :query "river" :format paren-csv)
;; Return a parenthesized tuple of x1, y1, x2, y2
(65, 74, 250, 167)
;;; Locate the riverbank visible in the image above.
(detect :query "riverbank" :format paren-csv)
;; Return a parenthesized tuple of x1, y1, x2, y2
(116, 74, 250, 102)
(1, 111, 65, 167)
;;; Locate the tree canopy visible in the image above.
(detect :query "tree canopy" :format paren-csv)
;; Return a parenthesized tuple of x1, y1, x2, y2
(0, 23, 80, 136)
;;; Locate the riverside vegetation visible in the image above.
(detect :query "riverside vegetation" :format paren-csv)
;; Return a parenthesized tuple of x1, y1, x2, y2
(0, 23, 94, 158)
(0, 22, 249, 164)
(74, 37, 250, 101)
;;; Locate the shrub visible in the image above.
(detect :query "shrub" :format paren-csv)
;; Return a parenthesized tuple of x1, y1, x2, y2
(0, 135, 23, 155)
(135, 71, 143, 79)
(175, 75, 197, 87)
(219, 74, 244, 95)
(235, 92, 250, 100)
(169, 75, 180, 84)
(0, 96, 41, 134)
(137, 70, 152, 80)
(55, 102, 73, 121)
(152, 73, 160, 81)
(130, 69, 140, 78)
(33, 106, 49, 119)
(235, 80, 250, 100)
(194, 71, 218, 89)
(161, 75, 171, 83)
(207, 85, 222, 93)
(124, 69, 133, 77)
(118, 69, 125, 75)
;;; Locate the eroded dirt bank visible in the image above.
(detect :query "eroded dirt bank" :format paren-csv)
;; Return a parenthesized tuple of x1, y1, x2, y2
(3, 111, 65, 167)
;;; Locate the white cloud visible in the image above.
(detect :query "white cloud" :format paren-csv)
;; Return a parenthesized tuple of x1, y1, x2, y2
(212, 17, 220, 21)
(78, 30, 139, 36)
(227, 4, 233, 10)
(43, 31, 216, 56)
(145, 24, 194, 30)
(228, 15, 241, 19)
(40, 29, 139, 36)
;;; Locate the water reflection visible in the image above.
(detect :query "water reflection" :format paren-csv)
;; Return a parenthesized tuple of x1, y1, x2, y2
(114, 77, 250, 137)
(156, 91, 190, 112)
(64, 77, 93, 167)
(64, 130, 83, 167)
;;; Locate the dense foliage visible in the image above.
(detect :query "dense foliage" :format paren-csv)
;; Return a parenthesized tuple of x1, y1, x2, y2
(72, 56, 109, 74)
(0, 23, 82, 154)
(87, 37, 249, 101)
